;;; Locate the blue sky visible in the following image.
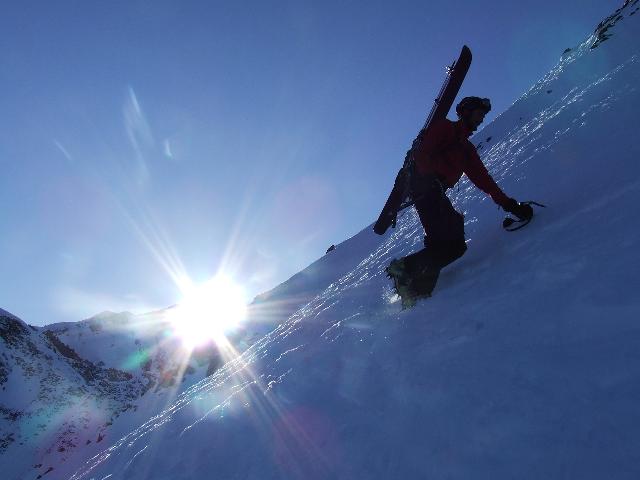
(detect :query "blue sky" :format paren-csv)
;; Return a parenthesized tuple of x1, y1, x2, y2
(0, 0, 619, 325)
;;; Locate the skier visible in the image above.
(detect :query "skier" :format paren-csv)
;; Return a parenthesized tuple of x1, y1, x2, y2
(387, 96, 533, 307)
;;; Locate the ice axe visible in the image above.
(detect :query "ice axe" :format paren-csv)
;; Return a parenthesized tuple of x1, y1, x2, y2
(503, 201, 547, 232)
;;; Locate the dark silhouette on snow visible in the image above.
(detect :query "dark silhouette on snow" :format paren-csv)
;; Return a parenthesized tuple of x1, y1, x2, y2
(387, 97, 532, 307)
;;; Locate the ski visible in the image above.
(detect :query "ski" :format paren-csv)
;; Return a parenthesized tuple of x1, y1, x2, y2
(373, 45, 472, 235)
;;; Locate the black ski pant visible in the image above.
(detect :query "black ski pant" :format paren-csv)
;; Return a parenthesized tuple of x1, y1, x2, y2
(403, 174, 467, 282)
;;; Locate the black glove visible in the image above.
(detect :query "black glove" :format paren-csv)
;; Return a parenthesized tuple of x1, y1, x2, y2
(503, 198, 534, 221)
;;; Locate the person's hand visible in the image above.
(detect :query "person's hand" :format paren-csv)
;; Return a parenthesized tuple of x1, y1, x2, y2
(504, 198, 534, 221)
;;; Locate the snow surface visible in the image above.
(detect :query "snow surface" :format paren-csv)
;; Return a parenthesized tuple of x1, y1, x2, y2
(4, 2, 640, 479)
(45, 310, 221, 383)
(0, 309, 223, 479)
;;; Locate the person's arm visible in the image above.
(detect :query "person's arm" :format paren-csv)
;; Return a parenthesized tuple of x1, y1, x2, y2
(463, 147, 510, 207)
(465, 151, 533, 219)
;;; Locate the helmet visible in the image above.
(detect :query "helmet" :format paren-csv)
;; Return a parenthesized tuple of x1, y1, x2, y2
(455, 97, 491, 116)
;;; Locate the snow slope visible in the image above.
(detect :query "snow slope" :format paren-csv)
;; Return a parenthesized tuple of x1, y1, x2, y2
(6, 2, 640, 478)
(0, 309, 149, 477)
(46, 310, 223, 389)
(0, 309, 223, 479)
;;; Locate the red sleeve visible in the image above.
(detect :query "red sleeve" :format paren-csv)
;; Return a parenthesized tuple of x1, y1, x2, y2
(463, 146, 510, 207)
(412, 119, 453, 166)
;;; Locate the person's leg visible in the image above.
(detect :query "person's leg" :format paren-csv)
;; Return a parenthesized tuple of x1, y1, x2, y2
(401, 176, 439, 273)
(403, 176, 466, 295)
(428, 216, 467, 270)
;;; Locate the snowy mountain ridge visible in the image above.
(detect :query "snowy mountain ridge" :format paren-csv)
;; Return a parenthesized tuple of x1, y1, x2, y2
(0, 309, 225, 478)
(2, 2, 640, 478)
(0, 310, 145, 468)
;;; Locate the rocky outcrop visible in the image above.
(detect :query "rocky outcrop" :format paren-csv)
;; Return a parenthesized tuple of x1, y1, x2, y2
(592, 0, 639, 49)
(0, 307, 227, 479)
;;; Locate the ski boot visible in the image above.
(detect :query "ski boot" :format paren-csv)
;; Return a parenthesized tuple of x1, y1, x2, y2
(386, 258, 440, 309)
(412, 267, 440, 299)
(386, 258, 419, 309)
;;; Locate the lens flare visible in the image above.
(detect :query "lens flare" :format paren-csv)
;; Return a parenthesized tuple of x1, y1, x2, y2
(169, 275, 247, 348)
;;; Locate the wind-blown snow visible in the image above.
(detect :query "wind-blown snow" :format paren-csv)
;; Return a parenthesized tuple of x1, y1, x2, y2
(4, 2, 640, 479)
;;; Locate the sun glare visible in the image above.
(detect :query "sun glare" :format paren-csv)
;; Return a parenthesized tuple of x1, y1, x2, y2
(169, 275, 247, 348)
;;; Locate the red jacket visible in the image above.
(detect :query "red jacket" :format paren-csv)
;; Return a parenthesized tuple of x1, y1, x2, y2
(413, 118, 510, 207)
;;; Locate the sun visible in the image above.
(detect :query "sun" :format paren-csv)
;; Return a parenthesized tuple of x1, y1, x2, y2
(169, 275, 247, 348)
